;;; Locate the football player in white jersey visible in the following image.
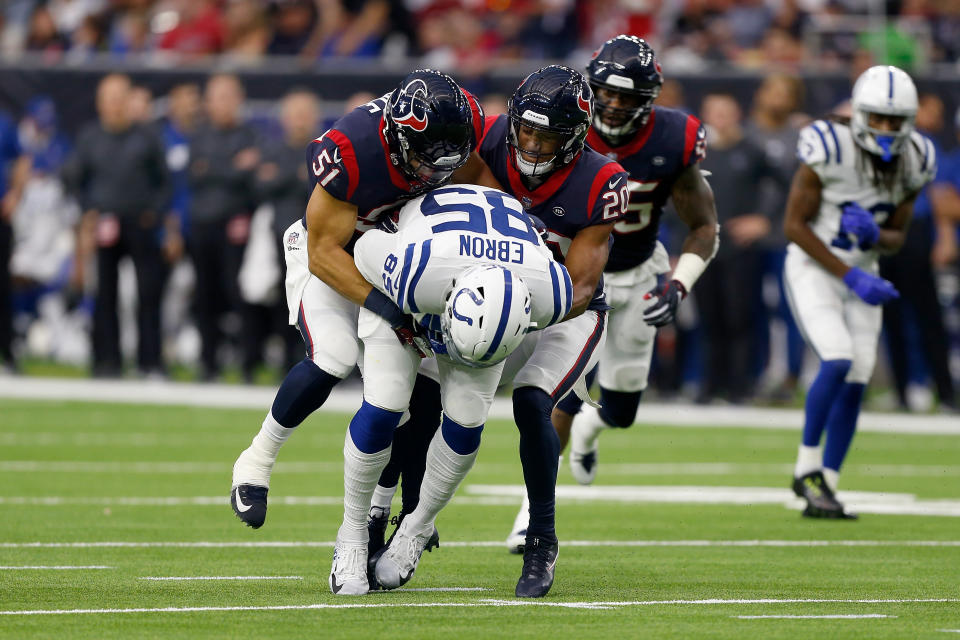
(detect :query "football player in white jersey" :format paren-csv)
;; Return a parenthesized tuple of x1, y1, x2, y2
(784, 65, 935, 518)
(327, 184, 572, 595)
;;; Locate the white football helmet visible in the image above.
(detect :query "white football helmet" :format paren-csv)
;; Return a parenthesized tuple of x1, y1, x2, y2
(850, 65, 918, 161)
(440, 265, 532, 368)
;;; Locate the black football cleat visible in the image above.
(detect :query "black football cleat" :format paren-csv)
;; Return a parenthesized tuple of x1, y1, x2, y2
(367, 512, 440, 589)
(515, 536, 558, 598)
(230, 484, 268, 528)
(792, 471, 858, 519)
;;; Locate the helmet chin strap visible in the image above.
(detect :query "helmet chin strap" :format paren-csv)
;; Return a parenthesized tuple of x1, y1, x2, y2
(514, 149, 554, 177)
(593, 111, 645, 140)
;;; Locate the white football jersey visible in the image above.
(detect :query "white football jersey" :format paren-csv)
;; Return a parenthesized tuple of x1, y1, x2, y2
(354, 184, 573, 331)
(795, 119, 935, 268)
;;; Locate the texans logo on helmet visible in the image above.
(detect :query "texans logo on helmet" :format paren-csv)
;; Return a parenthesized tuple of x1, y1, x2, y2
(393, 79, 429, 132)
(577, 88, 592, 117)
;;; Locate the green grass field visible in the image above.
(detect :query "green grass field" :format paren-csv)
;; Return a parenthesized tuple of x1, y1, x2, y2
(1, 397, 959, 639)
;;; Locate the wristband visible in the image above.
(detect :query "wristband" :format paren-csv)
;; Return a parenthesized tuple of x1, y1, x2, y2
(363, 288, 404, 329)
(672, 253, 709, 291)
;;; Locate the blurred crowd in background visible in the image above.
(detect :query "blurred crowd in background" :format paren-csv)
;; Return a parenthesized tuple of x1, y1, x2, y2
(2, 0, 960, 72)
(1, 2, 960, 412)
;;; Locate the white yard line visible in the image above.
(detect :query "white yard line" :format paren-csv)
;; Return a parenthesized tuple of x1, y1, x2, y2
(0, 565, 111, 570)
(139, 576, 302, 581)
(3, 460, 959, 478)
(3, 540, 960, 549)
(3, 484, 960, 516)
(2, 377, 958, 435)
(0, 597, 954, 616)
(736, 614, 895, 619)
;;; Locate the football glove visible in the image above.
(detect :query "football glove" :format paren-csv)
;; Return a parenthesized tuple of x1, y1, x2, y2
(840, 203, 879, 249)
(393, 314, 433, 358)
(642, 279, 687, 327)
(842, 267, 899, 305)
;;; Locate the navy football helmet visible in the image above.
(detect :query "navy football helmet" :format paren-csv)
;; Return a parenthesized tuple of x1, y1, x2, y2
(586, 35, 663, 142)
(507, 65, 593, 179)
(384, 69, 474, 191)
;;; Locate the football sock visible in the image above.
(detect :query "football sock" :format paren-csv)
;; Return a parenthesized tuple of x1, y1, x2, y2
(376, 419, 408, 490)
(340, 429, 393, 544)
(234, 412, 289, 487)
(371, 483, 397, 511)
(554, 364, 598, 416)
(400, 374, 443, 514)
(802, 359, 852, 447)
(407, 415, 482, 529)
(794, 444, 822, 478)
(572, 403, 607, 445)
(271, 359, 341, 428)
(511, 493, 530, 535)
(822, 382, 866, 472)
(597, 387, 642, 428)
(513, 386, 559, 543)
(822, 467, 839, 493)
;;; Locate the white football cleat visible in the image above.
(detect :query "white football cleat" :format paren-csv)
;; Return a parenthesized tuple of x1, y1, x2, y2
(329, 540, 369, 596)
(569, 405, 605, 485)
(374, 519, 438, 590)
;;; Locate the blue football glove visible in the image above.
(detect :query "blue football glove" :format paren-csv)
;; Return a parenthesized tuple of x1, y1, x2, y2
(840, 203, 879, 249)
(842, 267, 900, 305)
(642, 279, 687, 327)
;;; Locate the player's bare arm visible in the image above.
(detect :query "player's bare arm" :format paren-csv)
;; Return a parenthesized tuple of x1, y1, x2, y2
(874, 192, 916, 254)
(784, 164, 850, 279)
(452, 151, 504, 190)
(305, 183, 374, 305)
(562, 222, 614, 320)
(671, 163, 718, 260)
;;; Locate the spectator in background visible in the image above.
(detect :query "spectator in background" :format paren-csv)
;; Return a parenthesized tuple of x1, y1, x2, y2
(224, 0, 270, 61)
(127, 85, 154, 123)
(160, 83, 199, 249)
(695, 92, 772, 404)
(879, 93, 956, 411)
(267, 0, 316, 56)
(0, 108, 27, 373)
(304, 0, 391, 59)
(25, 4, 70, 55)
(187, 73, 259, 381)
(745, 74, 807, 401)
(62, 73, 172, 378)
(248, 89, 319, 371)
(158, 0, 225, 58)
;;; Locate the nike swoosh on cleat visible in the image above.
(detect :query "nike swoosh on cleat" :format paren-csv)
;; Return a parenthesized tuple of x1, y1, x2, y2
(331, 574, 344, 594)
(400, 569, 413, 583)
(234, 487, 252, 513)
(608, 177, 622, 189)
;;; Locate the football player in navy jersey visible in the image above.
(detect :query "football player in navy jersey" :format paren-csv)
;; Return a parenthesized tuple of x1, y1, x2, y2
(558, 36, 719, 486)
(229, 69, 492, 531)
(371, 65, 629, 598)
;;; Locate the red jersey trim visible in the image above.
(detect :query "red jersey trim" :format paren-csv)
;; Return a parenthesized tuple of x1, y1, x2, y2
(586, 110, 657, 158)
(324, 129, 360, 200)
(683, 114, 703, 166)
(504, 146, 579, 209)
(463, 89, 485, 146)
(586, 163, 629, 223)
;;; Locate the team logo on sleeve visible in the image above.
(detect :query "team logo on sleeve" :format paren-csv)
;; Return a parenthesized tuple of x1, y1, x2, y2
(391, 79, 429, 132)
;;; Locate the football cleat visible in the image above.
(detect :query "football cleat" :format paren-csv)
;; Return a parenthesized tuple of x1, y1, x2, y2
(329, 540, 369, 596)
(792, 471, 858, 520)
(515, 536, 559, 598)
(230, 484, 268, 529)
(367, 506, 391, 560)
(374, 519, 440, 590)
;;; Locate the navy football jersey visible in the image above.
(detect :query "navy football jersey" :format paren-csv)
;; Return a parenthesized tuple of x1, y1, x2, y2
(586, 106, 706, 272)
(478, 115, 628, 262)
(303, 90, 485, 253)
